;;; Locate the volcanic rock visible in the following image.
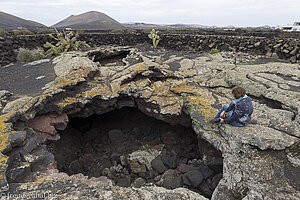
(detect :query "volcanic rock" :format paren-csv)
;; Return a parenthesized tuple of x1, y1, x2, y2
(151, 156, 168, 174)
(0, 46, 299, 199)
(182, 169, 204, 188)
(159, 169, 183, 189)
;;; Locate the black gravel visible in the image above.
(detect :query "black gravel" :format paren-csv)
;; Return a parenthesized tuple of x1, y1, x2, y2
(0, 61, 56, 96)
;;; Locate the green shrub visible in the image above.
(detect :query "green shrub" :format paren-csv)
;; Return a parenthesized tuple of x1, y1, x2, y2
(126, 29, 137, 34)
(43, 29, 91, 57)
(13, 30, 34, 35)
(17, 48, 36, 63)
(209, 48, 219, 55)
(17, 48, 45, 63)
(0, 30, 10, 36)
(43, 42, 61, 57)
(148, 29, 160, 48)
(110, 29, 124, 33)
(35, 51, 46, 59)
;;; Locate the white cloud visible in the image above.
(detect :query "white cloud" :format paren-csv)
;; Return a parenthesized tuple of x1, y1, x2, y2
(0, 0, 299, 26)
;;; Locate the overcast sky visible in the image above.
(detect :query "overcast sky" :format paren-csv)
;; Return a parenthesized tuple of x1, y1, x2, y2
(1, 0, 299, 27)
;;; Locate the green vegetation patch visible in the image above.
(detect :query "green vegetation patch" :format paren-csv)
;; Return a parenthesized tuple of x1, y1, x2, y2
(209, 48, 219, 55)
(17, 48, 45, 63)
(0, 30, 10, 36)
(13, 30, 34, 35)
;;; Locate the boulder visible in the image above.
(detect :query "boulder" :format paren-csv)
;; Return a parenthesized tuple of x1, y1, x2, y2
(182, 170, 204, 188)
(177, 163, 195, 173)
(53, 52, 98, 77)
(161, 149, 178, 169)
(159, 169, 183, 189)
(131, 177, 147, 188)
(151, 156, 168, 174)
(128, 144, 164, 173)
(197, 163, 213, 179)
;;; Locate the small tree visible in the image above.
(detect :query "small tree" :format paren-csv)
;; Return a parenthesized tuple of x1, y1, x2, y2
(148, 29, 160, 48)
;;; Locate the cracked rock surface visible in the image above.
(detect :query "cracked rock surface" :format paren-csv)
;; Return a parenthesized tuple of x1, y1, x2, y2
(0, 46, 299, 199)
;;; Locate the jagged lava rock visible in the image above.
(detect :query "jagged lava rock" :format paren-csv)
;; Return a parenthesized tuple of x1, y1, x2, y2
(0, 46, 299, 199)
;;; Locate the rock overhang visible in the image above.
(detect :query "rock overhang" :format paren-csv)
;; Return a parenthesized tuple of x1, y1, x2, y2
(0, 46, 299, 199)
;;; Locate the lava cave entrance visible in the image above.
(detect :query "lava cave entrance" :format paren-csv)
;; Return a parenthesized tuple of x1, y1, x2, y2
(88, 50, 130, 66)
(51, 107, 223, 198)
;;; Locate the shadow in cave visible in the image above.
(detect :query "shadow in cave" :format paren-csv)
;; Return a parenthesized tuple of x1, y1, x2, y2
(88, 50, 130, 66)
(51, 107, 223, 198)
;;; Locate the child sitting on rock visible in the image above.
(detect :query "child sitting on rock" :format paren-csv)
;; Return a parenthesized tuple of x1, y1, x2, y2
(210, 87, 253, 127)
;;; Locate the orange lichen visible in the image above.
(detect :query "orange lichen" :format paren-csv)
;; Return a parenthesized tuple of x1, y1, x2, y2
(133, 63, 148, 72)
(140, 89, 153, 99)
(87, 82, 98, 87)
(151, 81, 171, 96)
(33, 95, 48, 105)
(151, 96, 180, 107)
(186, 95, 217, 121)
(0, 119, 12, 136)
(0, 133, 10, 152)
(45, 76, 85, 92)
(57, 96, 80, 108)
(120, 83, 131, 89)
(171, 82, 217, 121)
(84, 89, 101, 98)
(188, 95, 211, 107)
(160, 104, 182, 115)
(0, 153, 8, 173)
(83, 84, 111, 99)
(111, 82, 121, 97)
(0, 113, 14, 125)
(135, 78, 151, 88)
(0, 154, 8, 163)
(2, 97, 34, 114)
(15, 97, 41, 114)
(17, 177, 51, 191)
(173, 82, 201, 95)
(0, 112, 14, 155)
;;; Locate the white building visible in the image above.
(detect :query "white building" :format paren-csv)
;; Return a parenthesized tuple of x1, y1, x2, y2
(281, 22, 300, 32)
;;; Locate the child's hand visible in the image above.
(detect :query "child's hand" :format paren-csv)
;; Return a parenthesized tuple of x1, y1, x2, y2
(220, 111, 225, 117)
(220, 118, 224, 123)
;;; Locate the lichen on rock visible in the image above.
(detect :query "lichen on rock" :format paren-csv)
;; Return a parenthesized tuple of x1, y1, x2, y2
(0, 46, 299, 199)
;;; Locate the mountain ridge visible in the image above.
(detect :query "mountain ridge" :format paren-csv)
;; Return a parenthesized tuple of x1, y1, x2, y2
(0, 11, 46, 30)
(52, 11, 125, 30)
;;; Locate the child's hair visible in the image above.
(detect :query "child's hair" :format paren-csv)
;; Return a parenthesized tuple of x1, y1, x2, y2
(232, 87, 246, 99)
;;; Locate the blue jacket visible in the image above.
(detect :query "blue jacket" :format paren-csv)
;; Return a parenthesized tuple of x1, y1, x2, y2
(224, 95, 253, 125)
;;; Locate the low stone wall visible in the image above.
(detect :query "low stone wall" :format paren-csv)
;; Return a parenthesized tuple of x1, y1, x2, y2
(0, 35, 52, 66)
(0, 31, 300, 66)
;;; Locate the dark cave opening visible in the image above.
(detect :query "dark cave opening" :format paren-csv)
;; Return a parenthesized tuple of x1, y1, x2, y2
(88, 50, 130, 66)
(51, 107, 223, 198)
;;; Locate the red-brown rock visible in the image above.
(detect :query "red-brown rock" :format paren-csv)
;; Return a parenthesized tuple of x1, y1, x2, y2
(29, 113, 69, 135)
